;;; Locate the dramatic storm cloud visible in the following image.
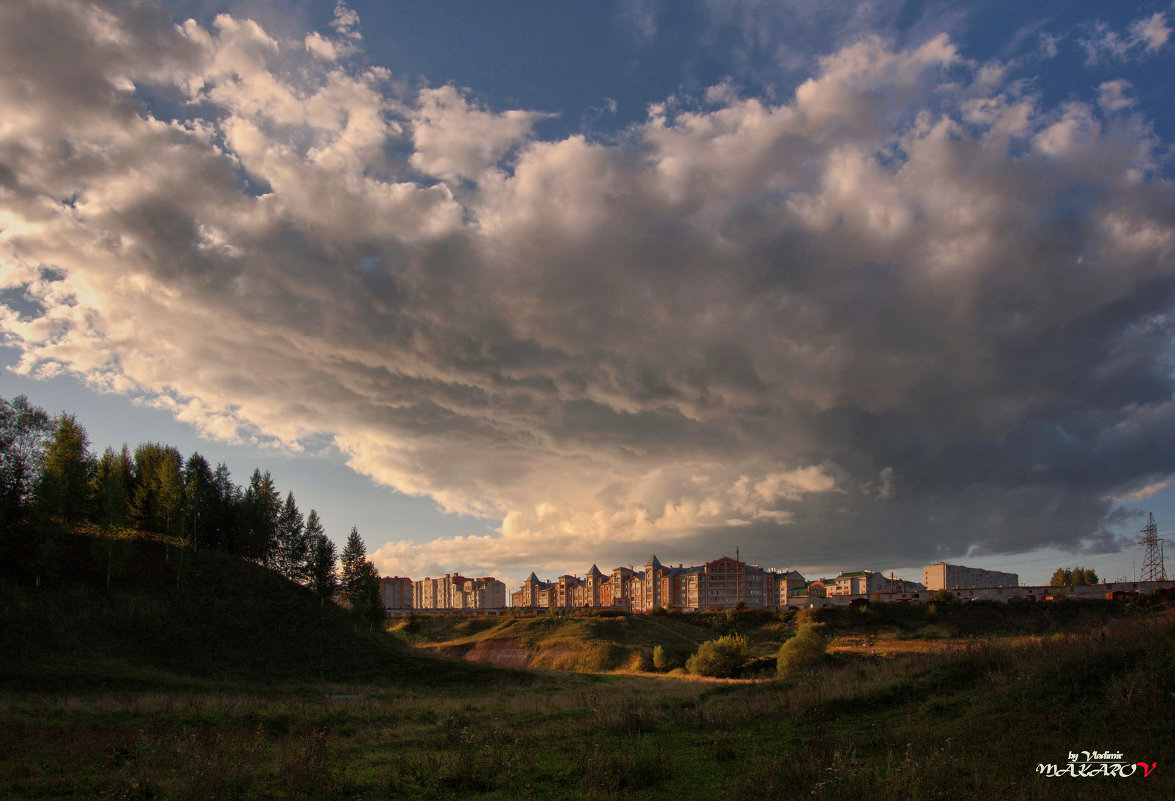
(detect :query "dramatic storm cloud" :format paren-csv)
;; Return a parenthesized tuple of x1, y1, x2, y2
(2, 0, 1174, 578)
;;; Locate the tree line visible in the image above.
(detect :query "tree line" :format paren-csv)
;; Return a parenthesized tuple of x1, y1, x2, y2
(1049, 566, 1099, 587)
(0, 394, 384, 626)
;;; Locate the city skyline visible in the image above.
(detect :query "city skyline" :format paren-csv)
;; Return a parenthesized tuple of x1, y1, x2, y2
(4, 0, 1175, 589)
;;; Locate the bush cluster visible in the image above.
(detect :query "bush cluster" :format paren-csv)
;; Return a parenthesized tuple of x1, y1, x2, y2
(686, 632, 750, 677)
(776, 622, 827, 676)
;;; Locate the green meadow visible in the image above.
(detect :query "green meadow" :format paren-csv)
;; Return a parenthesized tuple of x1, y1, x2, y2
(2, 537, 1172, 800)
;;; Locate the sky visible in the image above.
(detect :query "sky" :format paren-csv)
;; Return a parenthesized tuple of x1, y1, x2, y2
(3, 0, 1175, 589)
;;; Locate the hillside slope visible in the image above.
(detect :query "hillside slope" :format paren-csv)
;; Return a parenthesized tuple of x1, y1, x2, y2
(393, 609, 789, 671)
(0, 534, 514, 690)
(395, 598, 1171, 674)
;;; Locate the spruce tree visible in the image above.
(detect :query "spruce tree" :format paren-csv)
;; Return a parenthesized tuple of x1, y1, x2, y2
(340, 525, 366, 599)
(304, 511, 337, 607)
(340, 526, 384, 627)
(241, 469, 280, 565)
(274, 491, 307, 582)
(209, 463, 239, 552)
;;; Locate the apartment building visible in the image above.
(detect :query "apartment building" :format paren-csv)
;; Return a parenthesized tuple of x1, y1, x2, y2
(776, 571, 807, 605)
(380, 576, 414, 611)
(414, 574, 507, 610)
(829, 570, 888, 596)
(922, 562, 1018, 591)
(512, 554, 786, 612)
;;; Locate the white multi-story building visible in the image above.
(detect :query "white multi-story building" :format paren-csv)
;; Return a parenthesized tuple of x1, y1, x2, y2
(922, 562, 1018, 591)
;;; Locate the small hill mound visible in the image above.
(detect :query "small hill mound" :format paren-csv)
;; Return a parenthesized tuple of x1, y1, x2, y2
(0, 534, 512, 690)
(395, 610, 746, 671)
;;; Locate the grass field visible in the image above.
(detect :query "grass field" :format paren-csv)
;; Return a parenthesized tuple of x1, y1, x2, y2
(2, 538, 1173, 799)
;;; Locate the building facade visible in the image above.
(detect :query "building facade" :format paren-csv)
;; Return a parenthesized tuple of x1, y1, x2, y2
(414, 574, 507, 610)
(380, 576, 414, 611)
(512, 555, 788, 612)
(922, 562, 1018, 591)
(829, 570, 888, 596)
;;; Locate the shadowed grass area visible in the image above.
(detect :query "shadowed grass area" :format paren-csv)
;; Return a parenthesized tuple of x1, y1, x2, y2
(3, 610, 1172, 799)
(0, 534, 526, 692)
(3, 539, 1173, 798)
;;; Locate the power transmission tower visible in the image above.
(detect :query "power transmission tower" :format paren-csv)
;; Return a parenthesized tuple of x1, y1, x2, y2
(1137, 513, 1167, 581)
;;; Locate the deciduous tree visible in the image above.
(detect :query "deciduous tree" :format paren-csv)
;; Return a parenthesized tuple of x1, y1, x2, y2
(1050, 566, 1099, 587)
(131, 443, 184, 536)
(0, 395, 50, 538)
(35, 413, 95, 526)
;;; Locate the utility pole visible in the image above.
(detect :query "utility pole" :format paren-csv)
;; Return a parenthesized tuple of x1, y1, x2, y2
(1137, 513, 1167, 582)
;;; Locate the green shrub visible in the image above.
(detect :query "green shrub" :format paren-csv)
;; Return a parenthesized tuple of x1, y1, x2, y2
(686, 633, 750, 677)
(652, 644, 671, 670)
(776, 622, 827, 676)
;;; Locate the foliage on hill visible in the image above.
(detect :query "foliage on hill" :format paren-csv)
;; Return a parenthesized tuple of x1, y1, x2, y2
(2, 393, 396, 642)
(0, 394, 379, 610)
(796, 594, 1158, 637)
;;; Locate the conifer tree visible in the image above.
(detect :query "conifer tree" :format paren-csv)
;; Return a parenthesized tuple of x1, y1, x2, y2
(182, 453, 216, 550)
(340, 525, 366, 595)
(340, 526, 383, 627)
(209, 462, 239, 552)
(241, 468, 280, 565)
(305, 513, 338, 607)
(353, 559, 384, 629)
(274, 491, 307, 582)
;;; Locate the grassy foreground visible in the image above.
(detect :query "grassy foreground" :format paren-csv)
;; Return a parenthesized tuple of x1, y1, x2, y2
(2, 540, 1173, 799)
(3, 611, 1173, 799)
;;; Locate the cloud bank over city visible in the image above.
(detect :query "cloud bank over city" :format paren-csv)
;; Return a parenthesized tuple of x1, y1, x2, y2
(2, 0, 1174, 579)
